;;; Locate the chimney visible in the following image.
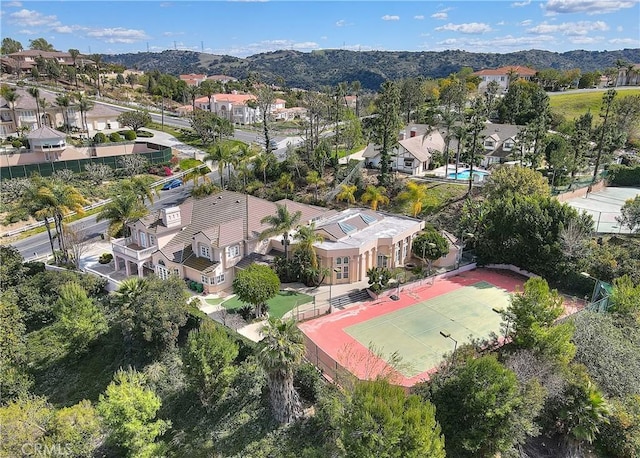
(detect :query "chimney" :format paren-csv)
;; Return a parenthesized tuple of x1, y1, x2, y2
(161, 206, 181, 228)
(398, 131, 405, 141)
(410, 127, 417, 138)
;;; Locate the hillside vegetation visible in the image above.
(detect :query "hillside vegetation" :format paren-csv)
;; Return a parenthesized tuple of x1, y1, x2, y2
(549, 88, 640, 120)
(102, 48, 640, 91)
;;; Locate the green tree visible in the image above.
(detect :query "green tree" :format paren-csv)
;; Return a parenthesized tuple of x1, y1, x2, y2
(569, 112, 593, 178)
(55, 93, 72, 132)
(112, 276, 190, 353)
(254, 84, 276, 153)
(204, 142, 233, 188)
(96, 191, 148, 237)
(259, 203, 302, 260)
(68, 48, 80, 88)
(27, 86, 42, 128)
(426, 355, 543, 457)
(411, 229, 449, 274)
(29, 37, 55, 51)
(258, 318, 305, 423)
(97, 369, 169, 457)
(0, 291, 31, 400)
(617, 195, 640, 233)
(598, 395, 640, 457)
(121, 176, 158, 206)
(293, 223, 324, 270)
(372, 81, 401, 187)
(361, 185, 389, 211)
(0, 245, 25, 288)
(232, 264, 280, 317)
(117, 110, 152, 132)
(74, 91, 94, 134)
(1, 37, 23, 54)
(342, 379, 446, 458)
(484, 166, 550, 199)
(89, 54, 103, 95)
(305, 170, 324, 201)
(183, 320, 238, 405)
(609, 274, 640, 316)
(593, 89, 617, 181)
(1, 85, 20, 133)
(54, 281, 107, 355)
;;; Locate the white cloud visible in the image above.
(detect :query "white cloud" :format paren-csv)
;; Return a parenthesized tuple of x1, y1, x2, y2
(544, 0, 639, 15)
(9, 9, 60, 27)
(86, 27, 149, 43)
(431, 12, 448, 19)
(569, 35, 604, 43)
(18, 29, 35, 35)
(609, 37, 640, 45)
(381, 15, 400, 21)
(414, 15, 425, 20)
(53, 25, 73, 34)
(512, 0, 531, 6)
(163, 31, 185, 36)
(432, 34, 556, 52)
(496, 21, 506, 26)
(335, 19, 348, 27)
(4, 1, 22, 7)
(519, 19, 533, 26)
(435, 22, 494, 34)
(214, 39, 320, 57)
(528, 20, 609, 35)
(320, 35, 328, 40)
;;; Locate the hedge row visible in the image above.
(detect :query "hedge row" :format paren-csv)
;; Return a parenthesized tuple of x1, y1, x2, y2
(608, 164, 640, 186)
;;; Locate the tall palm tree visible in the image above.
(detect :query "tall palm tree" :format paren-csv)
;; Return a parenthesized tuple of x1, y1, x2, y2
(17, 177, 57, 261)
(293, 223, 323, 270)
(451, 124, 469, 180)
(121, 176, 158, 206)
(199, 80, 216, 113)
(277, 172, 295, 196)
(96, 192, 149, 238)
(203, 143, 232, 188)
(55, 93, 71, 131)
(258, 318, 305, 424)
(259, 203, 302, 260)
(351, 80, 361, 117)
(361, 185, 389, 211)
(27, 87, 42, 128)
(38, 99, 50, 127)
(186, 85, 200, 112)
(252, 153, 269, 184)
(74, 92, 93, 136)
(305, 170, 324, 201)
(68, 49, 80, 89)
(398, 181, 430, 217)
(2, 87, 21, 133)
(438, 109, 459, 178)
(112, 277, 148, 348)
(231, 143, 256, 191)
(335, 184, 357, 205)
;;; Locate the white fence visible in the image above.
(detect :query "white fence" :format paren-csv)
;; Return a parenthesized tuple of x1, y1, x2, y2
(1, 164, 208, 238)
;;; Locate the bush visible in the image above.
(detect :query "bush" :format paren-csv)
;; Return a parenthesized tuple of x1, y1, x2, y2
(136, 130, 153, 138)
(11, 139, 22, 148)
(237, 304, 253, 321)
(123, 130, 137, 141)
(109, 132, 122, 142)
(294, 363, 323, 403)
(93, 132, 107, 144)
(608, 164, 640, 186)
(98, 253, 113, 264)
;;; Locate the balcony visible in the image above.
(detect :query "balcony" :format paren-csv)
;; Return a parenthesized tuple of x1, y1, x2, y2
(112, 237, 156, 261)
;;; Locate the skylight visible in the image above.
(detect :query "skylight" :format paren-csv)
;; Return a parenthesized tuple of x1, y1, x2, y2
(361, 213, 377, 225)
(338, 222, 357, 234)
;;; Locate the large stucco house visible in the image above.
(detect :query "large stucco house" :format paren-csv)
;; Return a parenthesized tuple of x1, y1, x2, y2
(111, 191, 427, 292)
(0, 88, 121, 139)
(363, 124, 445, 176)
(191, 92, 287, 125)
(473, 65, 537, 93)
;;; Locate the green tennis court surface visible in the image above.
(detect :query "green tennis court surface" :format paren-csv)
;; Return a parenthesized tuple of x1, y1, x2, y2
(344, 281, 510, 377)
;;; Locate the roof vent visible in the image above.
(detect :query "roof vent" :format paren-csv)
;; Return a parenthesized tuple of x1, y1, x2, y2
(218, 196, 222, 199)
(236, 200, 240, 203)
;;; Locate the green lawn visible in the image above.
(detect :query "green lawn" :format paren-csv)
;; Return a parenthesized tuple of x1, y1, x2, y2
(208, 291, 313, 319)
(549, 89, 640, 121)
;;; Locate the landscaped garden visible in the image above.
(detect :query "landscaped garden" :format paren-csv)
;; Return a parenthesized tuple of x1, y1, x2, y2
(206, 290, 313, 319)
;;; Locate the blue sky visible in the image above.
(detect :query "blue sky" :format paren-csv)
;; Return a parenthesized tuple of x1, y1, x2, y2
(1, 1, 639, 57)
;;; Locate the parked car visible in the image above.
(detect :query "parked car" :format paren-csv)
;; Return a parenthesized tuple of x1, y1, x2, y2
(161, 179, 182, 190)
(269, 139, 278, 150)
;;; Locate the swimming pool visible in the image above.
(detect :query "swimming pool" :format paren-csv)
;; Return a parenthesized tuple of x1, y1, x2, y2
(447, 169, 490, 180)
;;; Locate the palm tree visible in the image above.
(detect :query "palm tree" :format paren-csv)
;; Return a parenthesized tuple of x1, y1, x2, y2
(27, 87, 42, 128)
(199, 80, 216, 113)
(351, 80, 362, 117)
(451, 124, 469, 180)
(38, 99, 50, 127)
(112, 277, 148, 348)
(55, 93, 71, 131)
(277, 172, 295, 196)
(17, 177, 57, 261)
(398, 181, 430, 217)
(258, 318, 305, 424)
(438, 109, 459, 178)
(293, 223, 323, 270)
(361, 185, 389, 211)
(74, 92, 93, 136)
(335, 184, 357, 205)
(2, 87, 21, 133)
(203, 143, 232, 188)
(96, 192, 149, 238)
(121, 176, 158, 206)
(186, 85, 200, 112)
(68, 49, 80, 89)
(230, 142, 257, 190)
(305, 170, 324, 201)
(259, 204, 302, 260)
(252, 153, 269, 184)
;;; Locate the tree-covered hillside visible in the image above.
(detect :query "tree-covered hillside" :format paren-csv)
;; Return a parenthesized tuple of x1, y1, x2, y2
(102, 48, 640, 90)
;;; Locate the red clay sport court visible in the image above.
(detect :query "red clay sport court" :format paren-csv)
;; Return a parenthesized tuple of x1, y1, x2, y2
(299, 268, 528, 387)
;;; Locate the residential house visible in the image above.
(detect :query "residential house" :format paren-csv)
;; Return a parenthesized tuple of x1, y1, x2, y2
(111, 191, 330, 293)
(207, 75, 238, 84)
(362, 124, 445, 176)
(1, 50, 77, 75)
(445, 122, 524, 168)
(193, 93, 287, 124)
(473, 65, 537, 92)
(616, 64, 640, 87)
(180, 73, 207, 86)
(0, 88, 120, 138)
(311, 208, 426, 286)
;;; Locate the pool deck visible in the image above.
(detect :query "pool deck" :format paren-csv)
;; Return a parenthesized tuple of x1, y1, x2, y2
(431, 165, 491, 179)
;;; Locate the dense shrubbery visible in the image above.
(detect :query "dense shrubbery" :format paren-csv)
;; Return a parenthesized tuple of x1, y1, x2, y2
(608, 164, 640, 186)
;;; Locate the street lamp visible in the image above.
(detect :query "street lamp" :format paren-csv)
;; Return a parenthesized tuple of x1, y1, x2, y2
(439, 331, 458, 358)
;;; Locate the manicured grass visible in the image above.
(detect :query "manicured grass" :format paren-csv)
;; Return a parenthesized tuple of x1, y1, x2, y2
(179, 158, 204, 170)
(204, 297, 226, 306)
(549, 89, 640, 121)
(217, 290, 313, 319)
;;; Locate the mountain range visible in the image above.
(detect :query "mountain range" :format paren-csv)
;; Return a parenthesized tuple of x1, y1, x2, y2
(102, 48, 640, 91)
